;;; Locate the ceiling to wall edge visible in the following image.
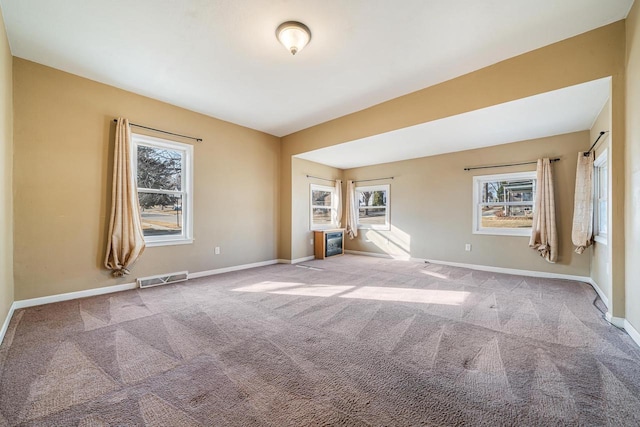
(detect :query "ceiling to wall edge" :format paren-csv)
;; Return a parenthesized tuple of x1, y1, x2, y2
(294, 77, 612, 170)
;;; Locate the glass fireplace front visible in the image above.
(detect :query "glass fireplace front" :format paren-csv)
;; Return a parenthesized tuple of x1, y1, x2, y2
(325, 231, 343, 257)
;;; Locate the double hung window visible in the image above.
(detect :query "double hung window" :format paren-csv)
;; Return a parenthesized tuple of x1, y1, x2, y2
(356, 184, 390, 230)
(473, 172, 536, 236)
(594, 150, 608, 244)
(310, 184, 336, 230)
(131, 134, 193, 246)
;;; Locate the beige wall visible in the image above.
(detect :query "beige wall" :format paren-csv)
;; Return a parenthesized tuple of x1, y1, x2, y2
(344, 132, 590, 276)
(12, 59, 280, 300)
(290, 158, 343, 261)
(279, 22, 627, 290)
(0, 7, 13, 322)
(590, 97, 612, 305)
(626, 1, 640, 331)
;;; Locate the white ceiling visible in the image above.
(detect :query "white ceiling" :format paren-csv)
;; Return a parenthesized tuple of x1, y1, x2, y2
(295, 78, 611, 169)
(0, 0, 632, 137)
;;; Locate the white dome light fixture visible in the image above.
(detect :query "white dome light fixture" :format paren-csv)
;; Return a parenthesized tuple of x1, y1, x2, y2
(276, 21, 311, 55)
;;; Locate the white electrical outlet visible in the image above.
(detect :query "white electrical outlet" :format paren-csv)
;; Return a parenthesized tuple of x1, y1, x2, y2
(310, 239, 314, 245)
(465, 244, 472, 251)
(215, 246, 221, 255)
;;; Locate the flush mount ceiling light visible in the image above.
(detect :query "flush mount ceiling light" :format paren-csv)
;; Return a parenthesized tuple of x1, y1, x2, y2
(276, 21, 311, 55)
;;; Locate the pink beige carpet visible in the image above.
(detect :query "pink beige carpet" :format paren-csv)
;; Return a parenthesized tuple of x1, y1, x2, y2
(1, 255, 639, 426)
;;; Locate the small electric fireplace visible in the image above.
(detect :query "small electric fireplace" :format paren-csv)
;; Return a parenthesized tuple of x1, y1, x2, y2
(314, 229, 345, 259)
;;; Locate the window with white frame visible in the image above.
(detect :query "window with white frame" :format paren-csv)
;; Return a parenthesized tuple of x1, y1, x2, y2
(473, 171, 536, 236)
(594, 150, 608, 243)
(131, 134, 193, 246)
(310, 184, 337, 230)
(356, 184, 390, 230)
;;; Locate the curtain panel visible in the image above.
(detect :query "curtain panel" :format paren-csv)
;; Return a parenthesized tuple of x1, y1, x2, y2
(571, 152, 594, 254)
(333, 179, 343, 228)
(104, 118, 146, 277)
(529, 158, 558, 263)
(345, 180, 358, 239)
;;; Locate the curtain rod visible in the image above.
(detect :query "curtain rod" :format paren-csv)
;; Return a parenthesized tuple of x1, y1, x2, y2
(306, 175, 394, 183)
(584, 131, 608, 156)
(354, 176, 394, 183)
(113, 119, 202, 142)
(464, 158, 560, 171)
(306, 174, 337, 182)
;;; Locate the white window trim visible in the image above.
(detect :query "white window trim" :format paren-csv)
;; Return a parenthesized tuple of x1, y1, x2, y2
(594, 149, 608, 245)
(310, 183, 337, 230)
(356, 184, 390, 231)
(472, 171, 536, 237)
(131, 133, 194, 247)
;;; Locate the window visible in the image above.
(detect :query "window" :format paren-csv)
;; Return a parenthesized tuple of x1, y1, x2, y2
(356, 184, 390, 230)
(594, 150, 608, 244)
(132, 134, 193, 246)
(472, 171, 536, 236)
(310, 184, 337, 230)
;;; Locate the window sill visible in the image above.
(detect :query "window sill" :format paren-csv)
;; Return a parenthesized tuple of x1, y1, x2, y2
(145, 238, 194, 248)
(594, 235, 608, 245)
(473, 229, 532, 237)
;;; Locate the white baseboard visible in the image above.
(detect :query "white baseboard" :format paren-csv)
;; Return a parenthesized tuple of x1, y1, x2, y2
(278, 256, 315, 264)
(13, 282, 138, 310)
(423, 259, 615, 310)
(0, 302, 17, 347)
(345, 250, 408, 259)
(624, 320, 640, 347)
(11, 259, 280, 312)
(423, 258, 592, 283)
(585, 278, 610, 308)
(606, 312, 625, 328)
(345, 250, 594, 282)
(345, 249, 391, 258)
(188, 259, 278, 279)
(3, 282, 138, 345)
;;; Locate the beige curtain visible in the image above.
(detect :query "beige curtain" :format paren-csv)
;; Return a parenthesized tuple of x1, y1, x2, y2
(104, 118, 146, 277)
(345, 180, 358, 239)
(529, 158, 558, 263)
(333, 179, 343, 228)
(571, 152, 594, 254)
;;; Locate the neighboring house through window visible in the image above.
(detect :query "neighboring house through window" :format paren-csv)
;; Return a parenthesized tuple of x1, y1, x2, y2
(473, 171, 536, 236)
(356, 184, 390, 230)
(594, 149, 608, 244)
(310, 184, 336, 230)
(131, 133, 193, 246)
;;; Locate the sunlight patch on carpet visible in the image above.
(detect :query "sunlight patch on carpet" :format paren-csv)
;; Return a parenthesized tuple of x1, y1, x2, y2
(341, 286, 469, 305)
